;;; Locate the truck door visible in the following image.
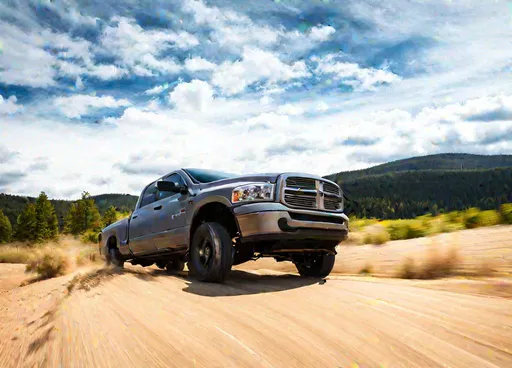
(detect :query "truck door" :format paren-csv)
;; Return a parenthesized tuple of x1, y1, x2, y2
(152, 173, 189, 251)
(129, 182, 159, 254)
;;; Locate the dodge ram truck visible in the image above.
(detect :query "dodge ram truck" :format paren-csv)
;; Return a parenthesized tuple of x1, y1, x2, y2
(99, 168, 349, 283)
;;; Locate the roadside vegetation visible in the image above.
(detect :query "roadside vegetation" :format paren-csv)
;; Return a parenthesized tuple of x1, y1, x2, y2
(0, 192, 129, 280)
(350, 203, 512, 245)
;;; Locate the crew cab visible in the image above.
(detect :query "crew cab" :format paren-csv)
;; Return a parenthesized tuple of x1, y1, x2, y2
(99, 168, 349, 283)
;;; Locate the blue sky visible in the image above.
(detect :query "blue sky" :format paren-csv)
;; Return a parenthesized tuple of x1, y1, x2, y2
(0, 0, 511, 198)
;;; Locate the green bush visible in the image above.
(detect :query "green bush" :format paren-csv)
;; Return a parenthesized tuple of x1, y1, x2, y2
(476, 210, 502, 227)
(462, 208, 481, 229)
(81, 230, 99, 244)
(385, 220, 427, 240)
(499, 203, 512, 224)
(26, 249, 69, 279)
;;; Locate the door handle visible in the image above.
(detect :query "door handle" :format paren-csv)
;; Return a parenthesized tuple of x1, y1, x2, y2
(154, 205, 163, 210)
(132, 215, 138, 219)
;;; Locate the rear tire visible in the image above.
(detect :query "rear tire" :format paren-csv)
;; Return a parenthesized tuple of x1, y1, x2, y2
(109, 248, 124, 269)
(188, 222, 233, 283)
(294, 253, 335, 278)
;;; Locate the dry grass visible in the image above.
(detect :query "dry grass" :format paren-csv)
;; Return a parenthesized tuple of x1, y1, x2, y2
(1, 235, 100, 282)
(25, 249, 70, 280)
(0, 246, 33, 264)
(359, 224, 390, 245)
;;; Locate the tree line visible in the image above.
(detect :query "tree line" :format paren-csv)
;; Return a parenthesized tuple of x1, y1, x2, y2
(340, 168, 512, 219)
(0, 191, 120, 244)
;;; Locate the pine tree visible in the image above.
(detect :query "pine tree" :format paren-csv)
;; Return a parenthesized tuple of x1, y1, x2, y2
(103, 206, 118, 227)
(0, 209, 13, 243)
(34, 192, 59, 242)
(65, 192, 102, 234)
(16, 203, 37, 242)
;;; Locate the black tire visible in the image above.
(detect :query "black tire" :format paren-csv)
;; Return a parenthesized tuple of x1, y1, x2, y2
(109, 248, 124, 269)
(294, 253, 335, 278)
(156, 262, 167, 270)
(104, 250, 112, 267)
(188, 222, 233, 283)
(165, 259, 185, 273)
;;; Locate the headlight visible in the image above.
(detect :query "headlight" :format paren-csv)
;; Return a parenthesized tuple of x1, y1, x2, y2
(231, 183, 274, 203)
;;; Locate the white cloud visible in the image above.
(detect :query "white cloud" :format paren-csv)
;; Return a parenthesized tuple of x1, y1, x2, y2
(276, 103, 304, 116)
(145, 84, 169, 95)
(0, 95, 22, 115)
(313, 53, 400, 91)
(316, 101, 329, 112)
(0, 22, 57, 88)
(54, 95, 131, 119)
(169, 79, 214, 112)
(75, 77, 84, 90)
(185, 57, 217, 72)
(88, 64, 128, 80)
(212, 47, 310, 95)
(99, 17, 196, 75)
(308, 25, 336, 42)
(183, 0, 334, 53)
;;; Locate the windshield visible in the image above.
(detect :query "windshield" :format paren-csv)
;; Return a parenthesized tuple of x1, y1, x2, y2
(184, 168, 238, 183)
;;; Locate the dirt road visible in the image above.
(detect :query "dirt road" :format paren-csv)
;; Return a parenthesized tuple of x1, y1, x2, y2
(1, 226, 511, 368)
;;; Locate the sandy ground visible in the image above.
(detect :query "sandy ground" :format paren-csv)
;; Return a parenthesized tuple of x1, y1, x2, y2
(1, 226, 511, 368)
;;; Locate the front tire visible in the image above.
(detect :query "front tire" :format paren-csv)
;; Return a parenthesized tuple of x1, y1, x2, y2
(109, 248, 124, 269)
(188, 222, 233, 283)
(294, 253, 335, 278)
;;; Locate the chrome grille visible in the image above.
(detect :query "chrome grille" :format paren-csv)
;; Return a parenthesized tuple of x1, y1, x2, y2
(324, 197, 342, 211)
(283, 176, 342, 211)
(323, 182, 340, 196)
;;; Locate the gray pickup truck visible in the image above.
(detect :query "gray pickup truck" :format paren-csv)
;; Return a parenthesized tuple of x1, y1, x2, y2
(99, 168, 349, 283)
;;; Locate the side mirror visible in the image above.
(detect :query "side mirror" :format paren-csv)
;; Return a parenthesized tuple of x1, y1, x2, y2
(156, 180, 183, 193)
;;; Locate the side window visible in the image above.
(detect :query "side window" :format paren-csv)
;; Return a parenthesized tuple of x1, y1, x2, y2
(155, 173, 186, 201)
(139, 182, 158, 208)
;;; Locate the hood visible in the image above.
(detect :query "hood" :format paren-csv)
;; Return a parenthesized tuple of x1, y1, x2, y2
(198, 173, 281, 189)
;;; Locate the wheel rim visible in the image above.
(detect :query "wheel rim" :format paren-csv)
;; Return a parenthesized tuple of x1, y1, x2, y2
(198, 239, 213, 268)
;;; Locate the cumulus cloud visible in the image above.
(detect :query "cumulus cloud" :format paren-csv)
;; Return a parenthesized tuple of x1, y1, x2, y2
(0, 95, 22, 115)
(185, 57, 217, 72)
(308, 25, 336, 42)
(276, 103, 304, 116)
(54, 95, 131, 119)
(313, 53, 400, 91)
(169, 80, 214, 112)
(99, 17, 196, 75)
(183, 0, 335, 53)
(212, 47, 309, 95)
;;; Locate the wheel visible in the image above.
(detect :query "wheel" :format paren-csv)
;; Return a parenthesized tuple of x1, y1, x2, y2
(109, 248, 124, 269)
(156, 262, 167, 269)
(294, 253, 335, 278)
(104, 250, 112, 266)
(165, 259, 185, 273)
(188, 222, 233, 283)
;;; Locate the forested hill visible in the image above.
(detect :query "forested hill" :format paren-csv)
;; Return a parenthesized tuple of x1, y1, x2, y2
(0, 193, 138, 226)
(325, 154, 512, 219)
(325, 153, 512, 182)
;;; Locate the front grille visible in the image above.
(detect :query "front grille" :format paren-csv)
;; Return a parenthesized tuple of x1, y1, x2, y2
(283, 176, 342, 211)
(324, 197, 342, 211)
(284, 193, 317, 209)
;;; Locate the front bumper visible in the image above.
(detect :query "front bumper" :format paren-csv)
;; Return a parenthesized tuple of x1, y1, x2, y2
(234, 203, 349, 243)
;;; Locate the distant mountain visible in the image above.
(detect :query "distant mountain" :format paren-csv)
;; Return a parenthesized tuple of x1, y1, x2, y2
(325, 153, 512, 182)
(0, 193, 138, 229)
(325, 154, 512, 219)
